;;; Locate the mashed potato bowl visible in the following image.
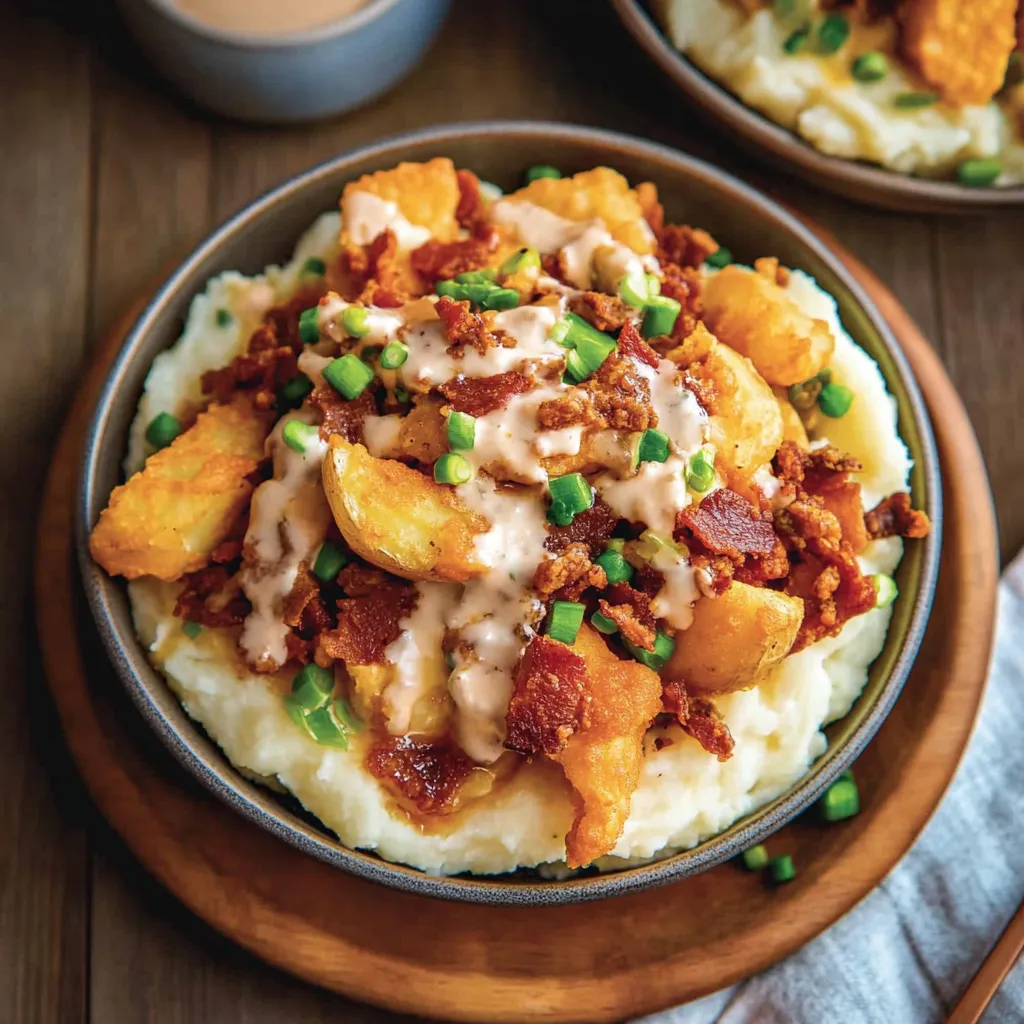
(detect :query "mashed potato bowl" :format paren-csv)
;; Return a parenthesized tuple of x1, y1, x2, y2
(78, 123, 940, 905)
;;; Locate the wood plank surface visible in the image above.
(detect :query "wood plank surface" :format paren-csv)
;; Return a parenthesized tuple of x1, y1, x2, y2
(3, 0, 1022, 1021)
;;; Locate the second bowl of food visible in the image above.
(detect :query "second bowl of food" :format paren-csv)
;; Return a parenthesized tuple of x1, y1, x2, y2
(79, 122, 940, 905)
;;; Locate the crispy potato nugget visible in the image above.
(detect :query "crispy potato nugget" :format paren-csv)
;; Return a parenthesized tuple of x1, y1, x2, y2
(703, 265, 834, 387)
(341, 158, 461, 245)
(509, 167, 655, 254)
(89, 401, 269, 581)
(902, 0, 1017, 106)
(322, 438, 489, 582)
(773, 387, 810, 448)
(555, 625, 664, 868)
(665, 582, 803, 695)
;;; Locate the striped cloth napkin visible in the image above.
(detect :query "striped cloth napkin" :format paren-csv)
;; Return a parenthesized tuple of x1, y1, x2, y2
(642, 553, 1024, 1024)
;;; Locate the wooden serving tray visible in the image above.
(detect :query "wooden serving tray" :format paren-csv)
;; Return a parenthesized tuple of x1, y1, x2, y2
(35, 242, 997, 1023)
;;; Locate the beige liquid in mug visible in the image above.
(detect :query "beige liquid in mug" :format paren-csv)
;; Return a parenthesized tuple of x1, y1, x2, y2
(176, 0, 372, 34)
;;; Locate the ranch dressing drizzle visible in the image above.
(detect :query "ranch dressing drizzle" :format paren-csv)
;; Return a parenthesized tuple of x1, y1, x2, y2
(596, 455, 691, 538)
(648, 545, 700, 631)
(342, 190, 432, 250)
(638, 360, 708, 453)
(239, 410, 331, 671)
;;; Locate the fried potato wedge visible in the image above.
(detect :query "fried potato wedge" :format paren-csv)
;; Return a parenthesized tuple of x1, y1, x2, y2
(774, 387, 810, 448)
(902, 0, 1017, 105)
(509, 167, 655, 254)
(341, 158, 461, 245)
(703, 265, 834, 387)
(322, 437, 489, 582)
(89, 401, 269, 581)
(556, 624, 664, 868)
(665, 582, 803, 695)
(691, 342, 784, 481)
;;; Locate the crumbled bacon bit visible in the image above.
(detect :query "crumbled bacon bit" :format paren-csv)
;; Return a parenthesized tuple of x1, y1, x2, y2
(310, 385, 378, 444)
(282, 564, 333, 635)
(316, 564, 416, 666)
(346, 229, 409, 303)
(690, 552, 735, 596)
(505, 636, 591, 756)
(536, 389, 601, 431)
(410, 223, 499, 285)
(774, 441, 862, 491)
(455, 169, 484, 227)
(657, 224, 719, 269)
(439, 371, 532, 417)
(533, 543, 607, 601)
(659, 262, 704, 343)
(676, 489, 778, 558)
(598, 582, 657, 650)
(567, 292, 634, 333)
(661, 680, 734, 761)
(616, 320, 660, 369)
(174, 565, 251, 629)
(631, 562, 665, 599)
(366, 735, 476, 816)
(435, 295, 507, 357)
(733, 537, 791, 587)
(580, 345, 656, 432)
(864, 492, 931, 540)
(544, 499, 619, 555)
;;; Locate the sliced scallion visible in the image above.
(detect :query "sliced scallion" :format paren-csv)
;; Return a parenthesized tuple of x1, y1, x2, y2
(591, 611, 619, 635)
(956, 159, 1002, 187)
(624, 631, 676, 671)
(618, 268, 650, 308)
(499, 247, 541, 276)
(595, 548, 634, 585)
(290, 663, 334, 712)
(481, 287, 520, 311)
(637, 428, 670, 465)
(304, 703, 350, 748)
(313, 541, 350, 583)
(282, 419, 319, 454)
(298, 306, 321, 344)
(814, 13, 849, 54)
(820, 778, 860, 822)
(380, 340, 409, 369)
(323, 354, 374, 400)
(341, 305, 370, 339)
(181, 620, 202, 639)
(454, 268, 498, 285)
(768, 854, 796, 884)
(852, 51, 888, 82)
(641, 295, 681, 339)
(742, 844, 769, 871)
(215, 308, 233, 328)
(278, 373, 313, 409)
(434, 452, 473, 485)
(447, 410, 477, 451)
(525, 164, 561, 183)
(705, 246, 733, 269)
(872, 573, 898, 607)
(301, 256, 326, 276)
(686, 449, 716, 493)
(548, 473, 594, 524)
(894, 91, 939, 109)
(547, 601, 585, 645)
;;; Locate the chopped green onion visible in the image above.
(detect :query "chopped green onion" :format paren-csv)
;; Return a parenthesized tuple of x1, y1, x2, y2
(852, 51, 888, 82)
(298, 306, 321, 344)
(595, 548, 634, 585)
(819, 778, 860, 822)
(313, 541, 351, 582)
(380, 341, 409, 369)
(548, 473, 594, 522)
(341, 305, 370, 339)
(434, 452, 473, 485)
(705, 247, 733, 269)
(284, 693, 311, 731)
(624, 631, 676, 671)
(282, 419, 320, 454)
(839, 768, 855, 785)
(788, 368, 831, 410)
(641, 295, 681, 339)
(637, 428, 670, 465)
(547, 601, 585, 645)
(559, 314, 618, 381)
(215, 308, 233, 328)
(181, 620, 202, 639)
(894, 91, 939, 109)
(291, 663, 334, 712)
(547, 501, 574, 527)
(323, 354, 374, 400)
(591, 611, 619, 635)
(447, 411, 476, 451)
(783, 28, 809, 54)
(817, 381, 854, 418)
(646, 273, 661, 296)
(872, 573, 898, 607)
(564, 348, 589, 384)
(742, 844, 769, 871)
(145, 412, 181, 450)
(525, 164, 561, 183)
(618, 268, 650, 309)
(768, 854, 796, 884)
(563, 312, 613, 349)
(956, 158, 1002, 187)
(686, 449, 716, 493)
(303, 703, 350, 748)
(435, 280, 460, 298)
(278, 373, 313, 409)
(454, 268, 498, 285)
(549, 319, 572, 347)
(301, 256, 326, 276)
(394, 387, 410, 403)
(814, 14, 849, 54)
(332, 697, 364, 733)
(481, 287, 520, 311)
(499, 247, 542, 276)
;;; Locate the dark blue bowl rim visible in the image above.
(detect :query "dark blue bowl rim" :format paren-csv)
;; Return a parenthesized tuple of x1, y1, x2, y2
(75, 120, 942, 907)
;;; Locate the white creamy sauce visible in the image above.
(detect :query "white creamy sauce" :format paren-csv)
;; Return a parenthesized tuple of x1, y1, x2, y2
(640, 360, 708, 453)
(491, 199, 583, 253)
(534, 425, 583, 457)
(296, 350, 333, 388)
(342, 191, 432, 250)
(560, 224, 615, 288)
(382, 582, 460, 734)
(362, 414, 404, 457)
(648, 546, 700, 631)
(239, 410, 331, 670)
(597, 455, 691, 537)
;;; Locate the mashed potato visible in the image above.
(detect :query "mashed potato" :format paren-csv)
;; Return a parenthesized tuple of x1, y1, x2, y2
(124, 215, 910, 876)
(657, 0, 1024, 184)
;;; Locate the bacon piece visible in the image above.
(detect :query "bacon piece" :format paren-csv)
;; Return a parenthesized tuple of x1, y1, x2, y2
(282, 563, 333, 635)
(439, 371, 532, 417)
(661, 680, 735, 762)
(366, 735, 476, 816)
(581, 344, 655, 432)
(544, 499, 618, 555)
(505, 636, 592, 756)
(533, 543, 607, 601)
(659, 263, 703, 344)
(774, 441, 862, 490)
(657, 224, 719, 269)
(310, 385, 377, 444)
(344, 228, 411, 304)
(733, 537, 790, 587)
(864, 492, 931, 541)
(616, 320, 660, 369)
(316, 564, 416, 666)
(174, 564, 251, 629)
(598, 583, 657, 650)
(434, 295, 507, 357)
(410, 223, 499, 285)
(677, 488, 778, 558)
(455, 169, 484, 227)
(568, 291, 634, 333)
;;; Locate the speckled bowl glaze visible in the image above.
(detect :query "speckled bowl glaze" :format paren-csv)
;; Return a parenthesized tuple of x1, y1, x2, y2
(77, 122, 941, 906)
(611, 0, 1024, 214)
(115, 0, 451, 123)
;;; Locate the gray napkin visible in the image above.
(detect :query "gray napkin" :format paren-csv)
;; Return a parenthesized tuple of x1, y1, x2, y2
(641, 554, 1024, 1024)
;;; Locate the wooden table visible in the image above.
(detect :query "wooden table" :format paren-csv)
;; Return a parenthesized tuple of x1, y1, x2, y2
(4, 1, 1022, 1020)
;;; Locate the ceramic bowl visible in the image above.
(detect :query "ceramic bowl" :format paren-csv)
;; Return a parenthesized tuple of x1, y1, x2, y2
(77, 121, 941, 905)
(114, 0, 451, 123)
(611, 0, 1024, 214)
